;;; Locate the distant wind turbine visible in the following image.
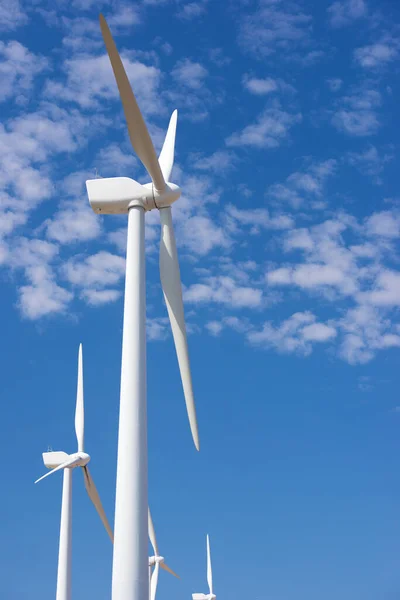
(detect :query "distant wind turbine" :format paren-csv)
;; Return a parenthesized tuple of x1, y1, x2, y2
(192, 535, 216, 600)
(35, 344, 113, 600)
(148, 508, 179, 600)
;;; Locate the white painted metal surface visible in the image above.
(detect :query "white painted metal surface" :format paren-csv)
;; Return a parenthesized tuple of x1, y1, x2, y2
(56, 468, 72, 600)
(85, 15, 201, 600)
(111, 205, 148, 600)
(148, 508, 179, 600)
(35, 345, 113, 600)
(192, 535, 216, 600)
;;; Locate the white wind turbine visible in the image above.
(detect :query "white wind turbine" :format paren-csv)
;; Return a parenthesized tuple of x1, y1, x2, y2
(148, 509, 179, 600)
(85, 15, 199, 600)
(192, 535, 216, 600)
(35, 344, 113, 600)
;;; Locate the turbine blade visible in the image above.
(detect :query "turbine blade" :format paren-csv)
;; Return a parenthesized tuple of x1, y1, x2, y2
(161, 562, 180, 579)
(158, 110, 177, 182)
(148, 507, 159, 556)
(35, 456, 80, 484)
(206, 535, 213, 595)
(75, 343, 84, 453)
(159, 206, 200, 450)
(192, 595, 207, 600)
(150, 562, 159, 600)
(82, 466, 114, 542)
(99, 14, 165, 192)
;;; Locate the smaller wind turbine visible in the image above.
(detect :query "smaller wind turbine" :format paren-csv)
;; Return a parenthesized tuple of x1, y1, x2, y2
(192, 535, 216, 600)
(35, 344, 113, 600)
(148, 508, 179, 600)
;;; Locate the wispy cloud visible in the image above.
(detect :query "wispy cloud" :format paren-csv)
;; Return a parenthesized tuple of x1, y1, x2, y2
(332, 87, 381, 136)
(267, 160, 337, 209)
(171, 58, 208, 90)
(226, 107, 301, 149)
(354, 36, 399, 69)
(0, 0, 27, 31)
(327, 0, 367, 28)
(248, 311, 337, 356)
(0, 41, 48, 104)
(238, 0, 312, 59)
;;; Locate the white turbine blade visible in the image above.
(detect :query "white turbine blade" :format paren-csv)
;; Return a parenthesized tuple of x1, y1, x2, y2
(82, 466, 114, 542)
(158, 110, 177, 182)
(99, 14, 165, 193)
(150, 562, 159, 600)
(192, 595, 207, 600)
(160, 562, 180, 579)
(35, 456, 80, 484)
(206, 535, 213, 595)
(75, 343, 84, 453)
(159, 206, 200, 450)
(148, 508, 159, 556)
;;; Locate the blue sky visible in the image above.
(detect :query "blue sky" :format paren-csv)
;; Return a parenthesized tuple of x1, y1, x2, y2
(1, 0, 400, 598)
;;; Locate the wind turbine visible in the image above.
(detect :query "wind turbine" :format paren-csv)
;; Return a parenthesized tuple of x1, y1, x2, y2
(148, 508, 179, 600)
(192, 535, 216, 600)
(85, 14, 199, 600)
(35, 344, 113, 600)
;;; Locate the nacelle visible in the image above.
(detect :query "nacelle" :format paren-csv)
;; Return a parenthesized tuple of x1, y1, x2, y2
(86, 177, 181, 214)
(42, 451, 69, 469)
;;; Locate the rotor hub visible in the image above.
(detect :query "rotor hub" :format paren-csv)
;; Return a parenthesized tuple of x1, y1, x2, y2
(140, 182, 181, 211)
(74, 451, 90, 467)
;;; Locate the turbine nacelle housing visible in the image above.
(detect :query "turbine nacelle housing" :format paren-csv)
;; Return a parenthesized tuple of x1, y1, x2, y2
(149, 555, 165, 566)
(42, 451, 90, 470)
(42, 451, 69, 469)
(86, 177, 181, 214)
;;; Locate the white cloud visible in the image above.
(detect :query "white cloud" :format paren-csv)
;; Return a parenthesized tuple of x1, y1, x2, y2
(332, 89, 381, 136)
(95, 143, 138, 177)
(226, 205, 294, 233)
(46, 53, 162, 115)
(64, 251, 125, 288)
(81, 288, 121, 306)
(147, 316, 170, 341)
(179, 215, 230, 255)
(171, 58, 208, 89)
(177, 0, 209, 20)
(226, 108, 301, 149)
(0, 41, 48, 103)
(8, 238, 73, 319)
(268, 160, 336, 208)
(19, 278, 73, 320)
(243, 76, 278, 95)
(362, 270, 400, 307)
(184, 276, 262, 308)
(45, 201, 101, 244)
(347, 145, 393, 183)
(191, 150, 236, 174)
(242, 76, 296, 96)
(267, 263, 348, 292)
(248, 311, 336, 355)
(0, 0, 27, 31)
(238, 0, 312, 59)
(106, 5, 141, 28)
(328, 0, 366, 28)
(205, 320, 223, 336)
(339, 304, 400, 364)
(354, 38, 399, 69)
(364, 210, 400, 238)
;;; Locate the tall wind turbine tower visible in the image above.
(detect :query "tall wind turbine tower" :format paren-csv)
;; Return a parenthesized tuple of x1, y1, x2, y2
(85, 15, 200, 600)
